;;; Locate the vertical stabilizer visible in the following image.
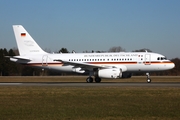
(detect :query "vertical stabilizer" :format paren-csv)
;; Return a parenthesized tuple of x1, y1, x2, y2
(13, 25, 47, 56)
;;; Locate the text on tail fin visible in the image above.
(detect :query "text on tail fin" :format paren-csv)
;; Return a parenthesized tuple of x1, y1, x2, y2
(13, 25, 46, 56)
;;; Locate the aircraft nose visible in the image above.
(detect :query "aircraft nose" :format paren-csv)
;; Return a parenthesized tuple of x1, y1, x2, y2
(169, 62, 175, 69)
(172, 62, 175, 69)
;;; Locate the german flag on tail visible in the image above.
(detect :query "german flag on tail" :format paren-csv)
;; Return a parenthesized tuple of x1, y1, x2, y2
(21, 33, 26, 37)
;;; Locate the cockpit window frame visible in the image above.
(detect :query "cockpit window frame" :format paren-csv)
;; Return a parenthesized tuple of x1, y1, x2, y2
(157, 57, 167, 61)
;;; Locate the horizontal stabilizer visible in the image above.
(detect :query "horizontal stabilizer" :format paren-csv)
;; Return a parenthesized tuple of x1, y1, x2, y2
(13, 56, 32, 61)
(6, 56, 31, 61)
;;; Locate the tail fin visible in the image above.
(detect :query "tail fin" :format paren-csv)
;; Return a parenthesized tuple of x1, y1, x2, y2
(13, 25, 47, 56)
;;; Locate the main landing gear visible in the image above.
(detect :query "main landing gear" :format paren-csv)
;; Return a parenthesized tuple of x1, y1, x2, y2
(146, 73, 151, 83)
(86, 77, 101, 83)
(86, 77, 93, 83)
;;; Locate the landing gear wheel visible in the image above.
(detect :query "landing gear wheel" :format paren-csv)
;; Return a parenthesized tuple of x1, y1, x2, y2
(95, 77, 101, 83)
(146, 73, 151, 83)
(86, 77, 93, 83)
(147, 78, 151, 83)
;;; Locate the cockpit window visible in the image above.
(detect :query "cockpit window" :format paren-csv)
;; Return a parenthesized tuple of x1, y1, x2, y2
(157, 57, 167, 60)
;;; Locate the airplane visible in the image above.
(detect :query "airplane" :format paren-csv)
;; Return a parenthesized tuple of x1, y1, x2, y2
(10, 25, 175, 83)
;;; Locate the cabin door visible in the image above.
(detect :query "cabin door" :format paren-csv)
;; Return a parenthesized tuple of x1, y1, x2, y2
(42, 55, 48, 66)
(144, 54, 151, 65)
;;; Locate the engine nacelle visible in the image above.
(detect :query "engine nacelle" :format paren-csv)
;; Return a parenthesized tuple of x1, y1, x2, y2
(94, 68, 122, 79)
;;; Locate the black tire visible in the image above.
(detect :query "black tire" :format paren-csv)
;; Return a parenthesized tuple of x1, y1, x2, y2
(86, 77, 93, 83)
(95, 77, 101, 83)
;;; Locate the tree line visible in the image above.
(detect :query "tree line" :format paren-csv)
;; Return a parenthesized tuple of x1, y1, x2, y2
(0, 47, 180, 76)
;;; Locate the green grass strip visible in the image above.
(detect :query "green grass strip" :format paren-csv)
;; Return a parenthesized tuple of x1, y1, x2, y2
(0, 87, 180, 120)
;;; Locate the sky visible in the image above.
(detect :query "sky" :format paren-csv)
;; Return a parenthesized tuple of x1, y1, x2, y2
(0, 0, 180, 59)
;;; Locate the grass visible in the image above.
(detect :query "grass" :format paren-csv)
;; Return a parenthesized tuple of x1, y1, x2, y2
(0, 87, 180, 120)
(0, 76, 180, 120)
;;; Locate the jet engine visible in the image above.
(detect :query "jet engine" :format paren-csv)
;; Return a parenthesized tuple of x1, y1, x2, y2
(94, 68, 122, 79)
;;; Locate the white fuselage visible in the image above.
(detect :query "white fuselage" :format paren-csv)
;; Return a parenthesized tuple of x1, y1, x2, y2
(11, 52, 175, 73)
(11, 25, 175, 82)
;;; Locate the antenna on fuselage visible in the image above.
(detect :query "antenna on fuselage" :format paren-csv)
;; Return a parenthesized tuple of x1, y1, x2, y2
(72, 50, 76, 53)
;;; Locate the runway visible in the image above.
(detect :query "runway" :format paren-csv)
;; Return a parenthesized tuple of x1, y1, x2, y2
(0, 82, 180, 87)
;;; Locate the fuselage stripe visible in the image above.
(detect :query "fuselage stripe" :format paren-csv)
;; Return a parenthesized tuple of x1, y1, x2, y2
(23, 61, 174, 67)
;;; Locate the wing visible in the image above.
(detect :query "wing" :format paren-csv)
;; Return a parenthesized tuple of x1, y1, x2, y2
(54, 59, 111, 69)
(54, 59, 127, 71)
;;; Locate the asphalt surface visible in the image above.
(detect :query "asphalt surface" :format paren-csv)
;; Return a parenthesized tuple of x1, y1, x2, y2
(0, 82, 179, 87)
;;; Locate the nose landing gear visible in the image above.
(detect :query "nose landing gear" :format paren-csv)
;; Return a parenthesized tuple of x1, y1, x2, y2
(146, 73, 151, 83)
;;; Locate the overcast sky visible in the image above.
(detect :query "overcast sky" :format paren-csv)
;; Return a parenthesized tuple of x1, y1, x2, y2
(0, 0, 180, 58)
